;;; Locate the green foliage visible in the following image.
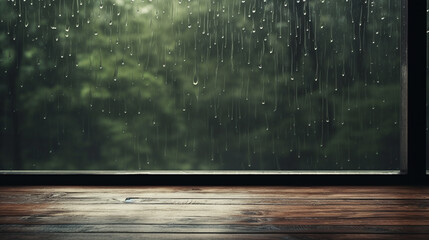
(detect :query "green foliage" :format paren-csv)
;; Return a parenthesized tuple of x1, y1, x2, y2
(0, 0, 401, 170)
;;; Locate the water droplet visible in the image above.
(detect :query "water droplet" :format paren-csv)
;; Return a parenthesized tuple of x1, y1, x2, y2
(193, 75, 199, 86)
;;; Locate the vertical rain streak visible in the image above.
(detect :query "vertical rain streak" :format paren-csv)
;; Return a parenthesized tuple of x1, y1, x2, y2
(0, 0, 401, 170)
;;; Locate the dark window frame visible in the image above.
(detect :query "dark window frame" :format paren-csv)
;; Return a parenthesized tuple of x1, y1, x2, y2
(0, 0, 427, 186)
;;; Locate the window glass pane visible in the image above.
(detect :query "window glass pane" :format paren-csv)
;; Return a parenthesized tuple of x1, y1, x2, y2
(0, 0, 401, 170)
(427, 0, 429, 172)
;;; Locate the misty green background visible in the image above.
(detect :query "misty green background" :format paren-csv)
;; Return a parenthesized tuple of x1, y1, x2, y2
(0, 0, 400, 170)
(427, 0, 429, 170)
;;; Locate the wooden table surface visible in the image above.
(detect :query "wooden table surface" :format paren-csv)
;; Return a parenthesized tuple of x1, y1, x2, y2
(0, 186, 429, 239)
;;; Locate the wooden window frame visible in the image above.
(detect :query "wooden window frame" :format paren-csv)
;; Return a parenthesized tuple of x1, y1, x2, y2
(0, 0, 427, 186)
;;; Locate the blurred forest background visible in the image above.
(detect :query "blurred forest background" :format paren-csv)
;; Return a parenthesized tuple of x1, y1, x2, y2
(0, 0, 400, 170)
(427, 0, 429, 169)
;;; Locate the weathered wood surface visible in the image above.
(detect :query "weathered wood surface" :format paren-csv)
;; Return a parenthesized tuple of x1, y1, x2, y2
(1, 186, 428, 239)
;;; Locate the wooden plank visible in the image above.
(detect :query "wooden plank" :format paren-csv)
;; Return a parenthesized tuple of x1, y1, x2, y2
(2, 206, 429, 225)
(1, 186, 429, 238)
(2, 193, 429, 206)
(1, 224, 429, 234)
(2, 202, 428, 212)
(2, 233, 429, 240)
(1, 191, 428, 200)
(1, 186, 428, 195)
(2, 215, 429, 226)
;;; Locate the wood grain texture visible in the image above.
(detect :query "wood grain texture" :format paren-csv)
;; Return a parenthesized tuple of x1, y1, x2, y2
(1, 186, 428, 239)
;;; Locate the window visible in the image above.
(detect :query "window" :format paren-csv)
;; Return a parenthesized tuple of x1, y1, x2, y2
(427, 0, 429, 172)
(0, 0, 409, 172)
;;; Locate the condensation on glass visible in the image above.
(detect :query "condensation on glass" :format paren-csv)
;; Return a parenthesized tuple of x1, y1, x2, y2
(0, 0, 401, 170)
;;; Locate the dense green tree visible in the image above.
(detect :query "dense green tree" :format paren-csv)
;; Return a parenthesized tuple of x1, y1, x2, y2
(0, 0, 401, 170)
